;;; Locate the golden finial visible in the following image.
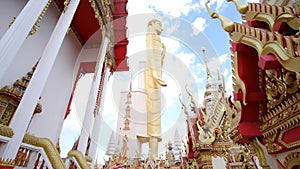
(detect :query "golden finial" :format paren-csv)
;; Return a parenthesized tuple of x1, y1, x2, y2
(178, 94, 188, 115)
(185, 85, 196, 108)
(227, 0, 248, 14)
(205, 0, 235, 32)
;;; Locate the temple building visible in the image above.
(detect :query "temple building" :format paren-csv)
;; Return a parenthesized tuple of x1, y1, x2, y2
(182, 0, 300, 168)
(0, 0, 300, 169)
(0, 0, 129, 168)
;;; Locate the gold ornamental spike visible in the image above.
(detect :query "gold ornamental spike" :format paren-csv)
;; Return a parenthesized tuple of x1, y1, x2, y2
(205, 0, 235, 32)
(227, 0, 248, 14)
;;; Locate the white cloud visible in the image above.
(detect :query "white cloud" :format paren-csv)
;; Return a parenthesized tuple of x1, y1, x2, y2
(223, 67, 229, 77)
(192, 17, 207, 35)
(128, 0, 200, 17)
(127, 36, 146, 56)
(207, 57, 221, 73)
(225, 73, 233, 95)
(161, 37, 181, 54)
(161, 17, 181, 34)
(149, 0, 200, 17)
(127, 0, 155, 15)
(218, 53, 229, 64)
(211, 0, 226, 11)
(199, 0, 226, 12)
(177, 52, 195, 67)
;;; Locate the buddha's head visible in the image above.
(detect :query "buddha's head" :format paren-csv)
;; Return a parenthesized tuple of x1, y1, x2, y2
(148, 19, 163, 35)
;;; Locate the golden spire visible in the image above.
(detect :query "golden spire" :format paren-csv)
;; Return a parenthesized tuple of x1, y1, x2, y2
(202, 48, 211, 79)
(227, 0, 248, 14)
(205, 0, 234, 32)
(205, 61, 211, 79)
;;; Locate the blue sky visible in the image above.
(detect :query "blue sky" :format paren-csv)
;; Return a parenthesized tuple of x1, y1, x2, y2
(59, 0, 259, 165)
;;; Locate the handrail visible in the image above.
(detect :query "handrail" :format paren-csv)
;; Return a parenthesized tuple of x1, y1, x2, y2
(23, 134, 66, 169)
(67, 150, 91, 169)
(0, 124, 66, 169)
(0, 124, 14, 138)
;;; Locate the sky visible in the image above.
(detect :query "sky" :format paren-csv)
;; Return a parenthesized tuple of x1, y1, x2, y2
(60, 0, 260, 165)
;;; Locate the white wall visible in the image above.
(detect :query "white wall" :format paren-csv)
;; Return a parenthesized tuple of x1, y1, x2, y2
(0, 0, 51, 87)
(0, 0, 82, 143)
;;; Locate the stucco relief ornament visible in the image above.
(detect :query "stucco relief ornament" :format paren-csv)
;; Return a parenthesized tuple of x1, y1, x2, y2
(293, 0, 300, 16)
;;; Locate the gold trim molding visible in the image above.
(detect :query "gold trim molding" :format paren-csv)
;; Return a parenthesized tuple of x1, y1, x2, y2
(284, 152, 300, 169)
(0, 158, 15, 167)
(67, 150, 90, 169)
(23, 134, 66, 169)
(250, 140, 271, 169)
(0, 124, 14, 138)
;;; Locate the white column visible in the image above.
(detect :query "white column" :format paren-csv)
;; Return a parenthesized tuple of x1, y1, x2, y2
(77, 37, 109, 154)
(0, 0, 50, 80)
(0, 0, 80, 160)
(88, 67, 110, 164)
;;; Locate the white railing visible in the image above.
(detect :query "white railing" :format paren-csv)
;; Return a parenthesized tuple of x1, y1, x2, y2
(0, 134, 64, 169)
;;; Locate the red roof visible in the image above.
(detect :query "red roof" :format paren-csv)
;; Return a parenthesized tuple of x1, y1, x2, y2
(55, 0, 129, 72)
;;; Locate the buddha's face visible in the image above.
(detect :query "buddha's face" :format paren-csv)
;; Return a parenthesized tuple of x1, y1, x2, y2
(154, 21, 162, 35)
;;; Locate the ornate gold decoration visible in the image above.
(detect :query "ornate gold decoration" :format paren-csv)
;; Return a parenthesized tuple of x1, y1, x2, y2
(15, 147, 31, 167)
(179, 94, 196, 145)
(205, 0, 234, 32)
(265, 69, 287, 109)
(245, 3, 299, 30)
(21, 133, 66, 168)
(199, 150, 213, 169)
(67, 150, 90, 169)
(28, 0, 52, 36)
(198, 91, 227, 145)
(261, 42, 300, 72)
(186, 158, 198, 169)
(185, 85, 197, 109)
(264, 134, 282, 153)
(105, 155, 127, 169)
(89, 0, 114, 41)
(0, 158, 15, 167)
(224, 98, 241, 131)
(93, 56, 110, 116)
(8, 17, 16, 28)
(278, 119, 300, 149)
(231, 51, 247, 106)
(231, 22, 300, 72)
(250, 139, 271, 169)
(284, 152, 300, 169)
(227, 0, 248, 14)
(126, 92, 132, 104)
(266, 68, 299, 107)
(63, 0, 70, 13)
(261, 92, 300, 136)
(89, 0, 103, 29)
(0, 66, 42, 126)
(93, 29, 106, 80)
(294, 0, 300, 16)
(0, 124, 14, 138)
